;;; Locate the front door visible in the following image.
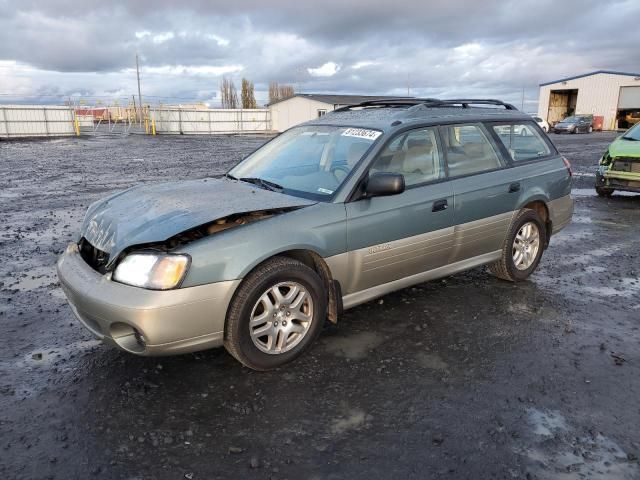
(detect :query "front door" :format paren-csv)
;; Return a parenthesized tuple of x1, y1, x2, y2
(344, 126, 454, 294)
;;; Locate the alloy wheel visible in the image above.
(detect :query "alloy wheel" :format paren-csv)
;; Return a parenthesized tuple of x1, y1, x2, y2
(249, 282, 314, 354)
(512, 222, 540, 270)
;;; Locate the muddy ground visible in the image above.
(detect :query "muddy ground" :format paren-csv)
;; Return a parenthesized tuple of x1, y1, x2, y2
(0, 132, 638, 480)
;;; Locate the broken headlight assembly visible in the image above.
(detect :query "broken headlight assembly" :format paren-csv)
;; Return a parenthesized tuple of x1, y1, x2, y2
(112, 253, 190, 290)
(599, 151, 612, 166)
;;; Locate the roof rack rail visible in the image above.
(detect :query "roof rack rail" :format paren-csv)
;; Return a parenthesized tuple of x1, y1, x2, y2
(333, 98, 426, 111)
(334, 98, 518, 111)
(423, 99, 518, 110)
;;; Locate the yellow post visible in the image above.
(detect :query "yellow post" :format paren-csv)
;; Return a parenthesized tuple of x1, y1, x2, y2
(73, 113, 80, 136)
(145, 117, 149, 134)
(151, 118, 156, 136)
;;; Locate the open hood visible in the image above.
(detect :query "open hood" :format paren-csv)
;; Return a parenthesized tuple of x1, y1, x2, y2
(80, 177, 315, 264)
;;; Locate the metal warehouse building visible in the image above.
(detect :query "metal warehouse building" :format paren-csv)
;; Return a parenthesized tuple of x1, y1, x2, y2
(538, 70, 640, 131)
(268, 94, 397, 132)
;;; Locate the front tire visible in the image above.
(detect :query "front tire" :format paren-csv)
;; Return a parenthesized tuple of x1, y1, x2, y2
(224, 256, 326, 370)
(596, 186, 614, 197)
(489, 209, 546, 282)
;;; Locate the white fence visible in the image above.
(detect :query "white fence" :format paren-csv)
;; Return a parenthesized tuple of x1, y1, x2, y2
(150, 108, 272, 134)
(0, 105, 274, 138)
(0, 106, 76, 138)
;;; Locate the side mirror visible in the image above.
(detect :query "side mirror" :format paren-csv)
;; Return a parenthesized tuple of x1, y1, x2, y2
(365, 172, 405, 197)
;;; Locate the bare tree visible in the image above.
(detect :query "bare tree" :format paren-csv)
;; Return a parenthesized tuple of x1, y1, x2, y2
(278, 84, 294, 100)
(241, 78, 257, 109)
(268, 81, 280, 104)
(220, 77, 239, 109)
(268, 81, 295, 104)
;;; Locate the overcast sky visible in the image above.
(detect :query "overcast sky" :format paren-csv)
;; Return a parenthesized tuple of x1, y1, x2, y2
(1, 0, 639, 110)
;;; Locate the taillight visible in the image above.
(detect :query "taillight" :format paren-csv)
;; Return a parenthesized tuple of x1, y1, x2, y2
(562, 157, 572, 177)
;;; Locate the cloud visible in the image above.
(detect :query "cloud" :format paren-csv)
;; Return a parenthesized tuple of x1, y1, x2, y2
(0, 0, 639, 109)
(308, 62, 339, 77)
(351, 61, 379, 70)
(152, 32, 175, 44)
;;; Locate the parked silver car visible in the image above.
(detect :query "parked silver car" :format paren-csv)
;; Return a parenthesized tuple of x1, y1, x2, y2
(57, 98, 573, 370)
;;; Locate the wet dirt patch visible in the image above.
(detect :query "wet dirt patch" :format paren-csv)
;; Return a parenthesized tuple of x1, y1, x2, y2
(329, 407, 372, 435)
(415, 352, 449, 371)
(322, 331, 386, 360)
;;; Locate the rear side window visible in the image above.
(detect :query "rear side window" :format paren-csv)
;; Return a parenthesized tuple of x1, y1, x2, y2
(492, 123, 551, 161)
(370, 127, 445, 186)
(441, 124, 503, 177)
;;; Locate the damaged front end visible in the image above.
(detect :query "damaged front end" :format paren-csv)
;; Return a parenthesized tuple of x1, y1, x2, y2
(79, 207, 300, 277)
(597, 152, 640, 193)
(77, 177, 315, 274)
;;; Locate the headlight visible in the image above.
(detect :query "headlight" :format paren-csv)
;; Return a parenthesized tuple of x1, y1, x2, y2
(113, 253, 190, 290)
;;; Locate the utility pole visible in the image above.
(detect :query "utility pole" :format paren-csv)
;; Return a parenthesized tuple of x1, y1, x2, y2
(521, 86, 525, 111)
(136, 53, 143, 125)
(407, 73, 411, 97)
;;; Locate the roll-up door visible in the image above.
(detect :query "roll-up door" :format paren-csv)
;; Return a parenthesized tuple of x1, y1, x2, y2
(618, 86, 640, 109)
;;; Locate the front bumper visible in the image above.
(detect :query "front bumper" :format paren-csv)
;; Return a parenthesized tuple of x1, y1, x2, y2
(56, 243, 240, 356)
(553, 126, 575, 133)
(596, 166, 640, 192)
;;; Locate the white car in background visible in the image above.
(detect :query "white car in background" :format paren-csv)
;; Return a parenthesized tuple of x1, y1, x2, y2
(531, 115, 549, 132)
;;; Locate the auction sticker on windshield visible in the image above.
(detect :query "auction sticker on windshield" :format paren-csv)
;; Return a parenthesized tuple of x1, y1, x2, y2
(341, 128, 382, 140)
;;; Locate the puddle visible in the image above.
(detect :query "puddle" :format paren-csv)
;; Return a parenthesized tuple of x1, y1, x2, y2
(521, 408, 638, 479)
(19, 339, 103, 368)
(527, 408, 568, 437)
(572, 188, 639, 198)
(5, 265, 58, 292)
(580, 278, 640, 299)
(551, 243, 624, 267)
(324, 331, 385, 360)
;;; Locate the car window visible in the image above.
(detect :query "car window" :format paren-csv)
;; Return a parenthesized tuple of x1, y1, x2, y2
(492, 123, 551, 161)
(441, 124, 503, 177)
(370, 127, 444, 186)
(229, 125, 381, 201)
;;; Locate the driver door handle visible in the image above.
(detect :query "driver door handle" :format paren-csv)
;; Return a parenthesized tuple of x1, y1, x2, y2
(432, 199, 448, 212)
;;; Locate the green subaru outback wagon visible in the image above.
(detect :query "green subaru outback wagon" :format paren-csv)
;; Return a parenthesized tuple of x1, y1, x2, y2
(57, 98, 573, 370)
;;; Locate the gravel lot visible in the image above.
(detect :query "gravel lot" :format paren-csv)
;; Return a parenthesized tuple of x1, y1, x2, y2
(1, 132, 639, 480)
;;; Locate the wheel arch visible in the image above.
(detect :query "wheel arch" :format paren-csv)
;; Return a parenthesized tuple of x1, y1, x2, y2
(236, 248, 341, 324)
(518, 196, 552, 247)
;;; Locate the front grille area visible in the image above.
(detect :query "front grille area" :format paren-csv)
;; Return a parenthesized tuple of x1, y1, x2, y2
(612, 157, 640, 173)
(78, 238, 110, 273)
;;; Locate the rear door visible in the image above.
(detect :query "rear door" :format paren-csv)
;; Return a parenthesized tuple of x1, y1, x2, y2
(440, 123, 520, 263)
(344, 126, 454, 294)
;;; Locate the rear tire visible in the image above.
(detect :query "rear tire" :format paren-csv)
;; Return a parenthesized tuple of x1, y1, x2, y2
(224, 256, 326, 371)
(489, 209, 546, 282)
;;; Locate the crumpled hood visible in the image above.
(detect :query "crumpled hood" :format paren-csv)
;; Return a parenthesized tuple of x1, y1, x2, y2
(80, 177, 315, 263)
(609, 137, 640, 158)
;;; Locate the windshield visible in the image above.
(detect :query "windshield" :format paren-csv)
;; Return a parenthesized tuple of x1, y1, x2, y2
(228, 125, 381, 200)
(562, 117, 578, 123)
(623, 123, 640, 141)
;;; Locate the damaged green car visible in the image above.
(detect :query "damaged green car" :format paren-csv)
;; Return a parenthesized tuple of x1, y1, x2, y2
(596, 123, 640, 196)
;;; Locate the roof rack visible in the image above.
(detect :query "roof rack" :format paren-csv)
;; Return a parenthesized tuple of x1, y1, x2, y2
(334, 98, 518, 111)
